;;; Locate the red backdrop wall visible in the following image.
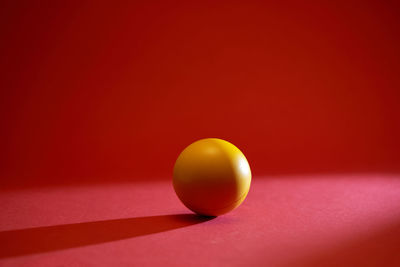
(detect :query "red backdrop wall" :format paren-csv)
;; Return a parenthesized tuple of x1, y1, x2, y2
(1, 1, 399, 186)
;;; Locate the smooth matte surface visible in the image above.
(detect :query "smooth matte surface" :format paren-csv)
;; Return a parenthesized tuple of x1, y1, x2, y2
(1, 175, 400, 267)
(1, 1, 399, 186)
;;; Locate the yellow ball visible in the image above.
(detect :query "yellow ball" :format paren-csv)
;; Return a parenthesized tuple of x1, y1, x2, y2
(173, 138, 251, 216)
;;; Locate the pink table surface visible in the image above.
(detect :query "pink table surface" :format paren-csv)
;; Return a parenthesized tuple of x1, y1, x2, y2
(1, 174, 400, 267)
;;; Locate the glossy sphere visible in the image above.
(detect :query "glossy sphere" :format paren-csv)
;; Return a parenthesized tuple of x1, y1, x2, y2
(173, 138, 251, 216)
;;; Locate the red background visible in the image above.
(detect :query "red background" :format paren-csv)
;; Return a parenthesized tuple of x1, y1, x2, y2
(1, 2, 400, 266)
(1, 1, 399, 187)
